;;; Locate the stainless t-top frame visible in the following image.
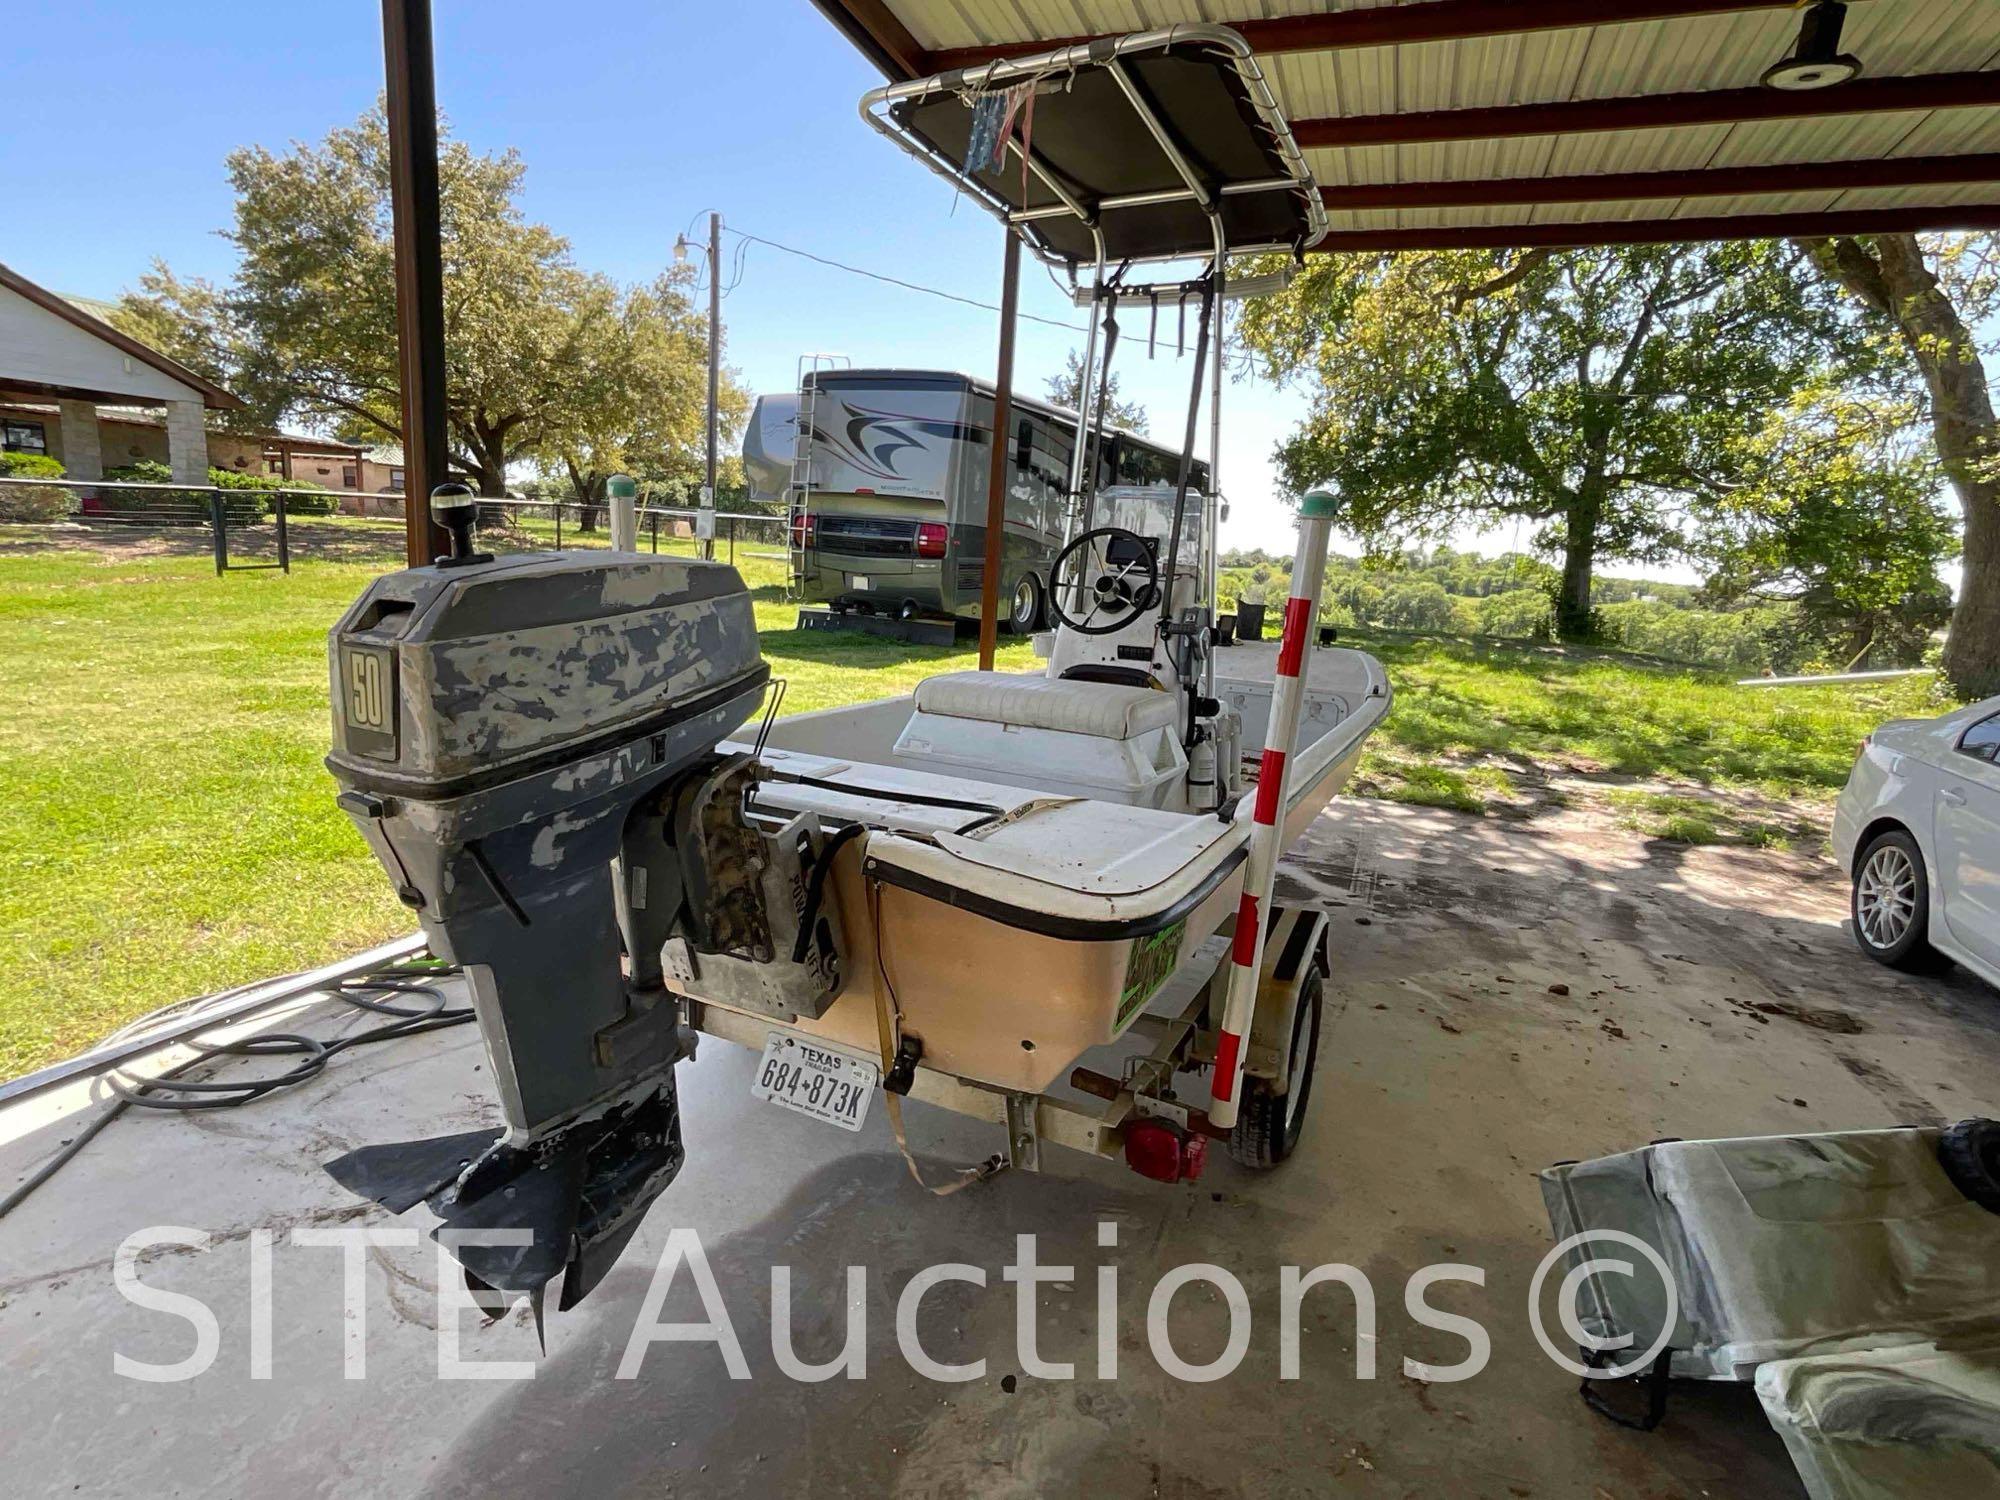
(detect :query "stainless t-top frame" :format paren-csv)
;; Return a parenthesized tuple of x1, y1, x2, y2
(857, 24, 1328, 275)
(860, 23, 1327, 694)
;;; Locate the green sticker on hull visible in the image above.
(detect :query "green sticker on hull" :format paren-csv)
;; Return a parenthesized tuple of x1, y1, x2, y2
(1116, 919, 1188, 1031)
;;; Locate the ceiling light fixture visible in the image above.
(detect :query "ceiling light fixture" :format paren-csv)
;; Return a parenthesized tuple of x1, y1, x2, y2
(1762, 0, 1863, 91)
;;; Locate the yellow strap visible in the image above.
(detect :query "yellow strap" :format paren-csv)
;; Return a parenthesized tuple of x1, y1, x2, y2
(865, 872, 1004, 1197)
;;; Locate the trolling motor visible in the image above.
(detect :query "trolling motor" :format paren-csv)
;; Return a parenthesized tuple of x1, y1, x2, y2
(322, 487, 769, 1315)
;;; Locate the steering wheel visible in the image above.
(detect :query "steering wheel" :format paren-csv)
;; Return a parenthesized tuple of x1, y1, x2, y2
(1048, 527, 1162, 637)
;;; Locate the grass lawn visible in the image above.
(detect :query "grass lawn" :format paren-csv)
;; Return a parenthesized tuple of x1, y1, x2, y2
(0, 524, 1939, 1076)
(0, 527, 1032, 1076)
(1346, 629, 1941, 833)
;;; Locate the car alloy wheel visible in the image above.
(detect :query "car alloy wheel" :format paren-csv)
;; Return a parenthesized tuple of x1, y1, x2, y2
(1856, 842, 1919, 950)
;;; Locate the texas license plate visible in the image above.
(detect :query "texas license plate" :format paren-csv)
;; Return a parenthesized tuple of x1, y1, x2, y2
(850, 574, 871, 590)
(750, 1034, 878, 1132)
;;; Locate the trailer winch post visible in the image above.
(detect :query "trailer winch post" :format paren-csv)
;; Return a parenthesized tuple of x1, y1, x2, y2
(1208, 488, 1337, 1130)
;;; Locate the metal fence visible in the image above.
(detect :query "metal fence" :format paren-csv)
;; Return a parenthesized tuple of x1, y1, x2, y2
(0, 475, 789, 574)
(466, 497, 788, 566)
(0, 474, 325, 574)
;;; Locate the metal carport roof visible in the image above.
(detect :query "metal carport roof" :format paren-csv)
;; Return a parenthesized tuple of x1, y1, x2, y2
(807, 0, 2000, 247)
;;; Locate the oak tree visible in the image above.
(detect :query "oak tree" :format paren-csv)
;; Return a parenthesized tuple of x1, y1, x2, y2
(115, 107, 733, 500)
(1799, 233, 2000, 698)
(1046, 349, 1149, 434)
(1238, 243, 1882, 639)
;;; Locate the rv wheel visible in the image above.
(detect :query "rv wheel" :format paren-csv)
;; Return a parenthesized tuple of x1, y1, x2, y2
(1227, 967, 1323, 1169)
(1008, 573, 1044, 633)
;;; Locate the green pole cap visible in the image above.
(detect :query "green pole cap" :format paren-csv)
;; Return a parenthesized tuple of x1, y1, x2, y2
(605, 474, 637, 499)
(1299, 490, 1338, 519)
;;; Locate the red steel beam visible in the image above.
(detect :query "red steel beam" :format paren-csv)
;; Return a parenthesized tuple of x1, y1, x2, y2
(1319, 153, 2000, 210)
(1297, 71, 2000, 150)
(926, 0, 1810, 74)
(1308, 203, 2000, 251)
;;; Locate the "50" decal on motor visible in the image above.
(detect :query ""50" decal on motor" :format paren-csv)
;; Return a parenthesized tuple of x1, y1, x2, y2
(340, 645, 398, 759)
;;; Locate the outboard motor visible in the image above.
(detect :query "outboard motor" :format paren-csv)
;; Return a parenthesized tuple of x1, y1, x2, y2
(322, 487, 768, 1315)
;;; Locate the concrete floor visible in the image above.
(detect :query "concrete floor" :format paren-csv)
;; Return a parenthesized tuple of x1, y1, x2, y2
(4, 798, 1997, 1499)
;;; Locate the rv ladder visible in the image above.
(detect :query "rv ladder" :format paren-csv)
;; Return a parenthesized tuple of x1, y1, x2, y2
(788, 352, 848, 600)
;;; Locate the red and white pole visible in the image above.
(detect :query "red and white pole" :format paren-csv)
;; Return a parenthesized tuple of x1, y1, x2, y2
(1208, 489, 1337, 1130)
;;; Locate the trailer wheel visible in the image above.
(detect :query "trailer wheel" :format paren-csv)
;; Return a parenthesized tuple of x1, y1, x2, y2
(1228, 966, 1323, 1169)
(1007, 572, 1044, 634)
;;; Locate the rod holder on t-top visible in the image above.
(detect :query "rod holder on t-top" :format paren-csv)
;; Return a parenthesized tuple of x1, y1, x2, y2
(1065, 262, 1215, 630)
(1157, 268, 1216, 632)
(1076, 299, 1120, 533)
(1064, 259, 1216, 639)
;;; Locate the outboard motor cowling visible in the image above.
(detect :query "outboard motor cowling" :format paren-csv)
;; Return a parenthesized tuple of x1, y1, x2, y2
(322, 542, 767, 1314)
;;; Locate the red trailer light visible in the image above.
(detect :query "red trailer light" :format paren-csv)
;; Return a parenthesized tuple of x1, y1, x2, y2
(790, 512, 816, 547)
(1123, 1118, 1207, 1183)
(916, 522, 948, 559)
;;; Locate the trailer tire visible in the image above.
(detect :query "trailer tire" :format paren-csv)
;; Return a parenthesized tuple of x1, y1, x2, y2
(1228, 967, 1323, 1169)
(1007, 572, 1044, 634)
(1939, 1118, 2000, 1214)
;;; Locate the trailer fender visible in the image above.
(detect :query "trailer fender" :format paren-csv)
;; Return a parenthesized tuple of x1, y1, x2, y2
(1242, 905, 1329, 1092)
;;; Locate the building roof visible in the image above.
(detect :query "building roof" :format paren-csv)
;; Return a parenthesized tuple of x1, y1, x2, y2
(0, 400, 360, 457)
(254, 431, 364, 456)
(807, 0, 2000, 249)
(0, 262, 243, 409)
(59, 292, 123, 323)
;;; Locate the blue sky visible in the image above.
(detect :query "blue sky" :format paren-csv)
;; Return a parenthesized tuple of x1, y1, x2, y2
(20, 0, 1918, 580)
(2, 0, 1338, 556)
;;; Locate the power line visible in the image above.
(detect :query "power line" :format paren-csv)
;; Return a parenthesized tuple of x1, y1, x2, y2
(722, 233, 751, 295)
(724, 227, 1091, 334)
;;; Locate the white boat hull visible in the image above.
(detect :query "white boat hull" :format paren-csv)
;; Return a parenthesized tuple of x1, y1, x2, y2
(707, 645, 1391, 1094)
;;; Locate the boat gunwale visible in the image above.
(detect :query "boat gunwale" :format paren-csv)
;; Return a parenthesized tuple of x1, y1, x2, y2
(863, 840, 1250, 941)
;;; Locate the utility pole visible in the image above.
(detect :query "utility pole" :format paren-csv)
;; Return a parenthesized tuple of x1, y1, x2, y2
(703, 211, 721, 561)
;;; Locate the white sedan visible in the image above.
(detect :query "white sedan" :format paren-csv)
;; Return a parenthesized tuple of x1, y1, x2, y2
(1832, 695, 2000, 988)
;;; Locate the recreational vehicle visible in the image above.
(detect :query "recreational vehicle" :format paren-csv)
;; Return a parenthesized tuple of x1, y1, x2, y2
(744, 369, 1205, 631)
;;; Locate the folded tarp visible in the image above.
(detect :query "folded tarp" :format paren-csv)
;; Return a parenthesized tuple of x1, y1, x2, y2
(1539, 1128, 2000, 1382)
(1755, 1338, 2000, 1499)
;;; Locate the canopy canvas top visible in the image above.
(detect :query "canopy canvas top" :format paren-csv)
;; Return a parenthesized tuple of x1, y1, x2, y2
(863, 26, 1329, 269)
(815, 0, 2000, 249)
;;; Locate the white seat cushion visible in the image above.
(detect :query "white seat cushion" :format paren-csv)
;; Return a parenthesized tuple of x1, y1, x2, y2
(911, 671, 1177, 741)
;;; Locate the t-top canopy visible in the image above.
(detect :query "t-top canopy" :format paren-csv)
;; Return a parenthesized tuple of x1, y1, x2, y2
(821, 0, 2000, 252)
(861, 25, 1328, 270)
